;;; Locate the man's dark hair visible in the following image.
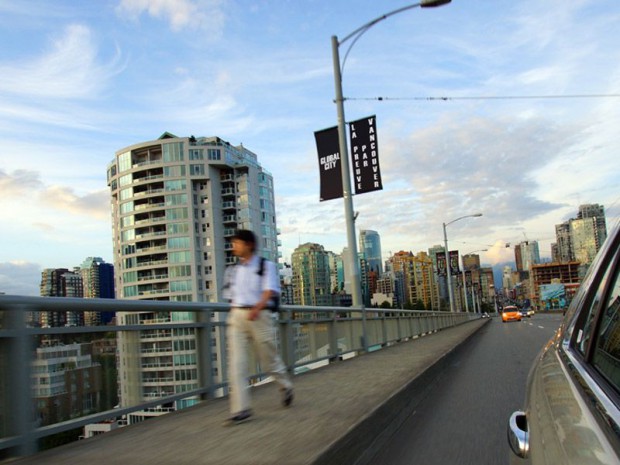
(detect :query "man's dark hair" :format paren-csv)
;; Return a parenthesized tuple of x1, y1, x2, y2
(232, 229, 256, 250)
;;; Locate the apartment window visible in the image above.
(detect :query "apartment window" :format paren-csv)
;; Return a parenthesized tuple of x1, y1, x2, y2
(174, 340, 196, 351)
(121, 229, 135, 241)
(120, 188, 133, 201)
(163, 142, 184, 162)
(163, 165, 186, 177)
(164, 180, 187, 191)
(165, 193, 187, 206)
(169, 251, 191, 263)
(122, 244, 135, 255)
(169, 265, 191, 277)
(170, 280, 192, 292)
(167, 223, 189, 235)
(189, 149, 204, 160)
(118, 151, 131, 171)
(168, 237, 190, 249)
(123, 285, 138, 297)
(190, 164, 205, 175)
(120, 201, 134, 214)
(119, 174, 132, 187)
(166, 207, 188, 220)
(207, 149, 220, 160)
(123, 271, 137, 283)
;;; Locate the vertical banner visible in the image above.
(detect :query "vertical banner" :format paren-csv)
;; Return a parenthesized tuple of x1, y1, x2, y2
(349, 115, 382, 195)
(436, 252, 446, 276)
(314, 126, 343, 201)
(449, 251, 460, 275)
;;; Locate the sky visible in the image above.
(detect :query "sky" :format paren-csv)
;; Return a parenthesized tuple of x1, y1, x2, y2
(1, 0, 619, 296)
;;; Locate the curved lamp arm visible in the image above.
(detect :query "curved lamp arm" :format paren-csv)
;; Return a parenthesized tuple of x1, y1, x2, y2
(338, 0, 451, 75)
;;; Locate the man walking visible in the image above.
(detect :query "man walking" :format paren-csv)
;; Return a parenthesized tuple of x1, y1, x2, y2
(223, 229, 293, 426)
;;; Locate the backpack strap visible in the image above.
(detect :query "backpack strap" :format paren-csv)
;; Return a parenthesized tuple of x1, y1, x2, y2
(257, 257, 266, 276)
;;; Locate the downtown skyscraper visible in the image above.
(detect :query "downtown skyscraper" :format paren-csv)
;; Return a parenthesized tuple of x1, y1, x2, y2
(107, 132, 278, 421)
(553, 203, 607, 269)
(359, 230, 383, 274)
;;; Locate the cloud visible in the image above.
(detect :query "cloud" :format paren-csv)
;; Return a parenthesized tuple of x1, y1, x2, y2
(381, 114, 573, 222)
(485, 241, 515, 266)
(116, 0, 226, 36)
(32, 222, 56, 232)
(0, 169, 109, 221)
(0, 261, 41, 296)
(0, 24, 124, 100)
(41, 186, 110, 221)
(0, 169, 44, 196)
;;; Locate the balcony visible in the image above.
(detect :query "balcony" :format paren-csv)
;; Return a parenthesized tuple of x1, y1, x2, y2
(134, 202, 165, 211)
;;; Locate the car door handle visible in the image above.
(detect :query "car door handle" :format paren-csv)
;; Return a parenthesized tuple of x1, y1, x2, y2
(508, 410, 529, 458)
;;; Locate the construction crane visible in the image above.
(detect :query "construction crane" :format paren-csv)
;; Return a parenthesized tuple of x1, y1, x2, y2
(523, 232, 529, 245)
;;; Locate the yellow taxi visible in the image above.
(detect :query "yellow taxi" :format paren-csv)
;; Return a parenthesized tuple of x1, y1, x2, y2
(501, 305, 522, 323)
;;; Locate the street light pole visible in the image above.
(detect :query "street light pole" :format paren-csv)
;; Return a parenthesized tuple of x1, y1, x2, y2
(331, 36, 361, 306)
(331, 0, 451, 307)
(461, 256, 469, 313)
(443, 213, 483, 312)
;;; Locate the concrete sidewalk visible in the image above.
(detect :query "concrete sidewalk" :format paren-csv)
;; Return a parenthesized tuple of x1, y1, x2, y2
(11, 319, 488, 465)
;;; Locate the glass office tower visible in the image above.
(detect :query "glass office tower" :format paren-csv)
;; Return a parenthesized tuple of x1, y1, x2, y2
(359, 230, 383, 274)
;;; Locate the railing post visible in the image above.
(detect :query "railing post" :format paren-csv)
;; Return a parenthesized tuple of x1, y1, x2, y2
(381, 310, 388, 347)
(6, 305, 36, 456)
(279, 307, 295, 374)
(361, 306, 369, 352)
(197, 307, 214, 400)
(328, 307, 339, 362)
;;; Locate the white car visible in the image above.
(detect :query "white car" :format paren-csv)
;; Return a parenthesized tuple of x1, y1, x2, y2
(508, 224, 620, 464)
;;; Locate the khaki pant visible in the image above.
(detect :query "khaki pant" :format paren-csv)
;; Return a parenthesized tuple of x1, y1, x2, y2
(227, 308, 292, 414)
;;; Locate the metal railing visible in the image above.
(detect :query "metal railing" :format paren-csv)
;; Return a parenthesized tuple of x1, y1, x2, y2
(0, 294, 473, 459)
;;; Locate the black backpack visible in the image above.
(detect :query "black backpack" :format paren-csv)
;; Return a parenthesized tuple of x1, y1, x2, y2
(257, 257, 280, 313)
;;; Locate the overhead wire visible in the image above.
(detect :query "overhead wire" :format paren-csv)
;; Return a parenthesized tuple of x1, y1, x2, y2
(345, 93, 620, 102)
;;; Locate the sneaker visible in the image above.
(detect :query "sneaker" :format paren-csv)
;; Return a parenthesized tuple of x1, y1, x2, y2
(222, 410, 252, 426)
(282, 388, 294, 407)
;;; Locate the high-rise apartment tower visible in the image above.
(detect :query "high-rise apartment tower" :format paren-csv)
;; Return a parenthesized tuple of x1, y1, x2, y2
(107, 132, 278, 421)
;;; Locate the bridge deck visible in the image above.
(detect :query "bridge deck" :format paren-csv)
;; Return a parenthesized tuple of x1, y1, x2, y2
(10, 319, 487, 465)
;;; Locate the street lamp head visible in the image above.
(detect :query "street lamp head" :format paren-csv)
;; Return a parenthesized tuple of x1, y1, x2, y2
(421, 0, 452, 7)
(473, 213, 483, 217)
